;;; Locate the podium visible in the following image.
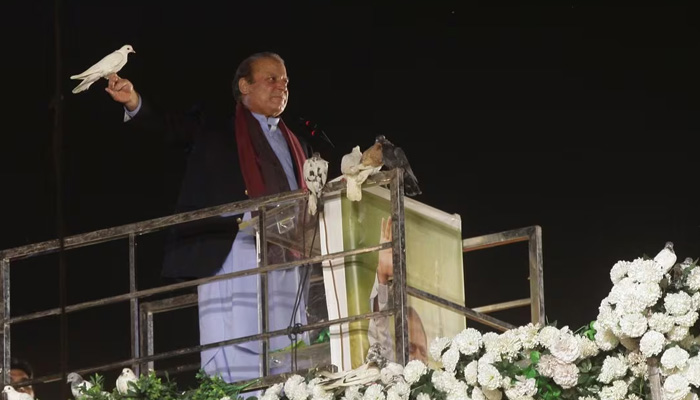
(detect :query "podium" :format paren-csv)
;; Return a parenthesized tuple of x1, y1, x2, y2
(220, 169, 465, 377)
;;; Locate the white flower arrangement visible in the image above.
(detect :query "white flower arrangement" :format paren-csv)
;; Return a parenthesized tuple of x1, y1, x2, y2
(69, 242, 698, 400)
(260, 242, 700, 400)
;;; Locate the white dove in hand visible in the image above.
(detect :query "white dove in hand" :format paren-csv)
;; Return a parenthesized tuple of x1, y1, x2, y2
(70, 44, 135, 94)
(67, 372, 92, 399)
(303, 152, 329, 215)
(3, 386, 33, 400)
(116, 367, 138, 395)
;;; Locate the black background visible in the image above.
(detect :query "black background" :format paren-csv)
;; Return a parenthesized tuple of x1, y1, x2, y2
(3, 3, 700, 400)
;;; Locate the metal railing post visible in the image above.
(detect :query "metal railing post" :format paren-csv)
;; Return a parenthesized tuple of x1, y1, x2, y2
(389, 169, 409, 366)
(129, 233, 140, 375)
(1, 258, 10, 386)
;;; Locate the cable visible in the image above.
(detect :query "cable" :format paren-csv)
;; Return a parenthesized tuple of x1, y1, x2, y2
(286, 198, 318, 372)
(286, 188, 348, 373)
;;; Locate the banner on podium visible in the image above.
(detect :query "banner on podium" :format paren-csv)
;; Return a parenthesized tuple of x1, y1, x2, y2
(320, 185, 465, 370)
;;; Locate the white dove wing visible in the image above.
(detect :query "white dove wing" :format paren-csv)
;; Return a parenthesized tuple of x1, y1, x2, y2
(116, 378, 127, 395)
(344, 174, 363, 202)
(4, 386, 34, 400)
(340, 146, 363, 176)
(303, 155, 329, 215)
(344, 166, 379, 202)
(117, 378, 128, 394)
(302, 160, 318, 193)
(72, 380, 93, 399)
(82, 380, 93, 392)
(303, 159, 318, 215)
(71, 51, 126, 79)
(317, 363, 380, 389)
(17, 392, 33, 400)
(654, 243, 677, 273)
(342, 366, 380, 386)
(116, 369, 138, 395)
(318, 158, 328, 187)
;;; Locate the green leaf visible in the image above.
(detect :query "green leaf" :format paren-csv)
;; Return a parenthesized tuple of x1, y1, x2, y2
(578, 359, 592, 373)
(530, 351, 541, 363)
(524, 367, 537, 379)
(314, 327, 331, 343)
(271, 340, 307, 354)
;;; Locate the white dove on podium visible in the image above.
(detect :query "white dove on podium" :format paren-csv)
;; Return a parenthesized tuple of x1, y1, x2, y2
(331, 145, 382, 202)
(3, 386, 33, 400)
(116, 367, 138, 395)
(67, 372, 92, 399)
(303, 152, 329, 216)
(316, 343, 386, 389)
(70, 44, 135, 94)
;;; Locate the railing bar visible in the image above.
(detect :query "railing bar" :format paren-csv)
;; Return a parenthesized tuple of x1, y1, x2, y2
(4, 242, 390, 324)
(461, 226, 536, 252)
(0, 173, 395, 261)
(472, 298, 531, 313)
(406, 286, 516, 331)
(20, 309, 394, 385)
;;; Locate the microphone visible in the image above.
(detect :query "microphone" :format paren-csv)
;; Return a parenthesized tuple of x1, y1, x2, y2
(296, 117, 335, 148)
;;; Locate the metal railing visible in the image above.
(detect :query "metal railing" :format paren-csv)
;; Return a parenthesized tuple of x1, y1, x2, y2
(462, 225, 545, 327)
(0, 168, 545, 395)
(0, 170, 404, 389)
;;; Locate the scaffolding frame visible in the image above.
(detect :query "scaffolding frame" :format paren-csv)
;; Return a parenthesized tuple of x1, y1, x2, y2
(0, 169, 544, 393)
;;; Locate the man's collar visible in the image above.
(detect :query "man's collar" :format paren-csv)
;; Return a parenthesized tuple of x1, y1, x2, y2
(250, 111, 280, 130)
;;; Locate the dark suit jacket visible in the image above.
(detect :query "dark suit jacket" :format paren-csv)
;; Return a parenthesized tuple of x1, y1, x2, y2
(128, 100, 312, 280)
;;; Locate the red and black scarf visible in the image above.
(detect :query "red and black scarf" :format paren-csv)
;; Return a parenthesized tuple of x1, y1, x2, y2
(234, 102, 307, 198)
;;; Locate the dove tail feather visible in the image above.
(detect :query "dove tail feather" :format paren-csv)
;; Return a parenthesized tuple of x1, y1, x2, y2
(404, 179, 422, 196)
(346, 180, 363, 201)
(404, 174, 421, 196)
(70, 70, 98, 80)
(71, 79, 95, 94)
(308, 194, 318, 216)
(401, 167, 421, 196)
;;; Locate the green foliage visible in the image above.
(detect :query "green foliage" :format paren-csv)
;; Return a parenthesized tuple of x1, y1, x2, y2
(78, 369, 259, 400)
(181, 370, 259, 400)
(114, 370, 178, 400)
(573, 321, 596, 341)
(80, 374, 112, 400)
(409, 370, 445, 400)
(314, 328, 331, 344)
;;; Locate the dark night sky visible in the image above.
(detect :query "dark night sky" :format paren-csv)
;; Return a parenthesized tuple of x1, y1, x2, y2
(3, 2, 700, 400)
